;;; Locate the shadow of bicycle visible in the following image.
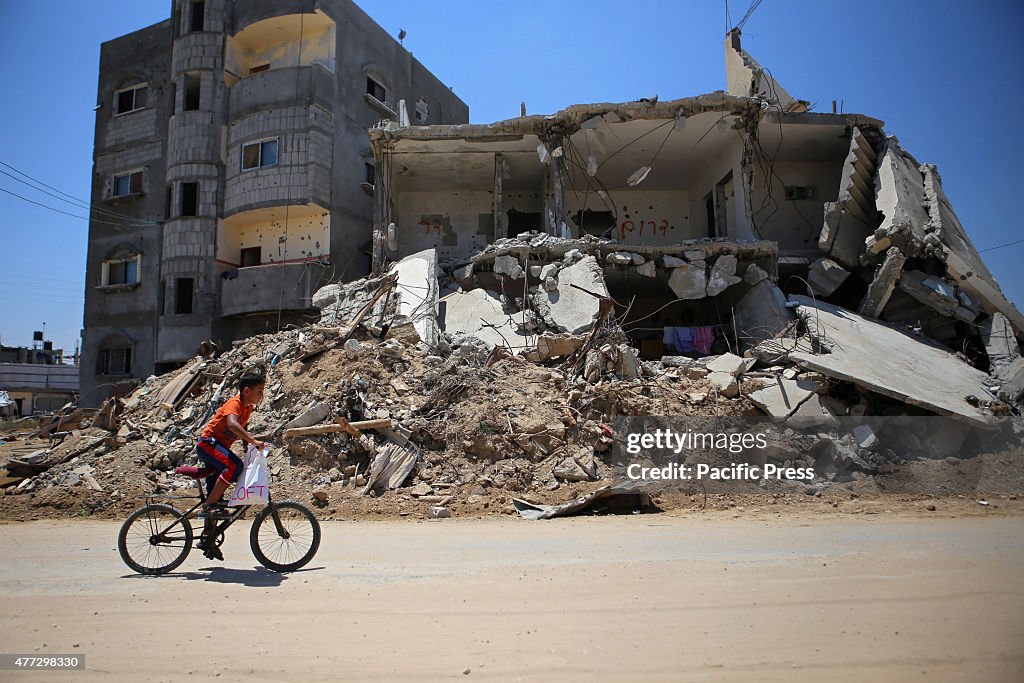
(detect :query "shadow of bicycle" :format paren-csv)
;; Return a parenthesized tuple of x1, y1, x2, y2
(120, 565, 324, 586)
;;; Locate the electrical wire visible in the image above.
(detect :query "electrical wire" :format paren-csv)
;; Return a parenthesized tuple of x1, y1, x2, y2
(0, 187, 153, 228)
(0, 163, 162, 225)
(978, 237, 1024, 253)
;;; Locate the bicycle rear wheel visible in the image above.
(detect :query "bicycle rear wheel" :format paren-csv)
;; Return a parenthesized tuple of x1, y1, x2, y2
(250, 501, 320, 572)
(118, 503, 193, 575)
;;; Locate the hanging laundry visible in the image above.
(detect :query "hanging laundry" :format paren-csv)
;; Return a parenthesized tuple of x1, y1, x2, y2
(693, 326, 716, 355)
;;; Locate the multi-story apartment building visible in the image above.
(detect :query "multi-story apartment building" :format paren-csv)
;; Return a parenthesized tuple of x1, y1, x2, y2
(80, 0, 468, 406)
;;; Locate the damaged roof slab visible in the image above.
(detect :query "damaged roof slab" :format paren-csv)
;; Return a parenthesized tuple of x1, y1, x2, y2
(784, 295, 997, 427)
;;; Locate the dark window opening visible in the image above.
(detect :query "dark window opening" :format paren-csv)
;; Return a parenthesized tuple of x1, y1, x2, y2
(183, 73, 200, 111)
(240, 246, 262, 267)
(165, 185, 172, 219)
(704, 192, 716, 238)
(366, 76, 386, 102)
(96, 346, 132, 376)
(506, 210, 543, 238)
(181, 182, 198, 216)
(364, 163, 375, 185)
(175, 277, 194, 315)
(572, 209, 616, 238)
(112, 171, 143, 197)
(115, 85, 147, 114)
(189, 1, 205, 32)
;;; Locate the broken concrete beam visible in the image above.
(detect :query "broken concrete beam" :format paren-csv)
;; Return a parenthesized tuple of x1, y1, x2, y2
(706, 255, 742, 296)
(747, 378, 820, 418)
(982, 312, 1020, 376)
(897, 270, 978, 322)
(788, 295, 996, 427)
(875, 139, 931, 254)
(819, 201, 873, 269)
(391, 249, 440, 350)
(733, 280, 794, 349)
(667, 263, 707, 300)
(706, 353, 746, 377)
(283, 418, 392, 439)
(806, 258, 850, 297)
(858, 246, 906, 318)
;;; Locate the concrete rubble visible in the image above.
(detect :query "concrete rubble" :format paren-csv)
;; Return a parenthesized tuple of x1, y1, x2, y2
(4, 32, 1024, 521)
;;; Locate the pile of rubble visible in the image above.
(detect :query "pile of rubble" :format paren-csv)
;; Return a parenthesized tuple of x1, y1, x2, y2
(2, 229, 1023, 520)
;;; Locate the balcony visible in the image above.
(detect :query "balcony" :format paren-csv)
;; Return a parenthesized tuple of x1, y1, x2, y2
(219, 262, 320, 317)
(227, 64, 335, 122)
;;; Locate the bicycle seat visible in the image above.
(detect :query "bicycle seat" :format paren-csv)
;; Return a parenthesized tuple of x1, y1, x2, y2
(175, 465, 217, 479)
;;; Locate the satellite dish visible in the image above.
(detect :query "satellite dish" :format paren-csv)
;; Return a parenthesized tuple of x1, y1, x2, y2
(398, 29, 407, 43)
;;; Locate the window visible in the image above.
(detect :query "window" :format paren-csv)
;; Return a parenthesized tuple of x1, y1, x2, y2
(240, 246, 262, 267)
(112, 170, 143, 197)
(181, 182, 198, 216)
(241, 139, 278, 170)
(96, 336, 132, 376)
(175, 277, 194, 315)
(184, 73, 201, 111)
(366, 76, 387, 103)
(115, 84, 148, 115)
(189, 1, 205, 32)
(414, 97, 429, 123)
(364, 163, 375, 185)
(104, 257, 139, 286)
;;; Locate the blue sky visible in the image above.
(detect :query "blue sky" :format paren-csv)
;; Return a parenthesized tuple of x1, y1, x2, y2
(1, 0, 1021, 359)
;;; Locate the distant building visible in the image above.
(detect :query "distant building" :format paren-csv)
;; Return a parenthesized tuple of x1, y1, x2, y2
(81, 0, 468, 406)
(0, 344, 79, 415)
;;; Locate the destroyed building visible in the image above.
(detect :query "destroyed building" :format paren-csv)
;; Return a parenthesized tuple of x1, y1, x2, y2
(366, 30, 1024, 420)
(15, 25, 1022, 521)
(80, 0, 469, 407)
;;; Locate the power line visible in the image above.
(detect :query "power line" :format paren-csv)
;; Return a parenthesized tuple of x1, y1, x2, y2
(0, 161, 161, 225)
(0, 186, 153, 228)
(978, 237, 1024, 253)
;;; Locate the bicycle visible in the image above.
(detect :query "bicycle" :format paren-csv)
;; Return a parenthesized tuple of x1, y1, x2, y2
(117, 463, 321, 575)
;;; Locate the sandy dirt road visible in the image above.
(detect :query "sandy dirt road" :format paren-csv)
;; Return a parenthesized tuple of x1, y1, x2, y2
(0, 515, 1022, 682)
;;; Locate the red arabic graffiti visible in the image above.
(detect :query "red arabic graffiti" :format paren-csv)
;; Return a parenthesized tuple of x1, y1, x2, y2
(620, 218, 669, 241)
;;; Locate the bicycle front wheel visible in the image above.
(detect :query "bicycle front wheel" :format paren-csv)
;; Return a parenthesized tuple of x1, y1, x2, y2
(118, 503, 193, 575)
(250, 501, 321, 572)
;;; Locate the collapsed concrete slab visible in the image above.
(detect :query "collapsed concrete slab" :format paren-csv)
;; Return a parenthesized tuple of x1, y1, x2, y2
(439, 288, 530, 351)
(667, 263, 707, 300)
(784, 295, 996, 427)
(391, 248, 439, 347)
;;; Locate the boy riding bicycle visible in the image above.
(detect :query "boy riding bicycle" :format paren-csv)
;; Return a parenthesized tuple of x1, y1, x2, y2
(194, 371, 266, 560)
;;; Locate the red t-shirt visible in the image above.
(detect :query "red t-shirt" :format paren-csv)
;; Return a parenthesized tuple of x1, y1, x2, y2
(201, 395, 253, 448)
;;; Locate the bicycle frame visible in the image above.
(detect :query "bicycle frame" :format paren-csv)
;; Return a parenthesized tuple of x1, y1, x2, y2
(144, 479, 289, 544)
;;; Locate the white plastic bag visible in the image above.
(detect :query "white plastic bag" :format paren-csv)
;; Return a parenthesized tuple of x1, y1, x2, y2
(228, 445, 270, 506)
